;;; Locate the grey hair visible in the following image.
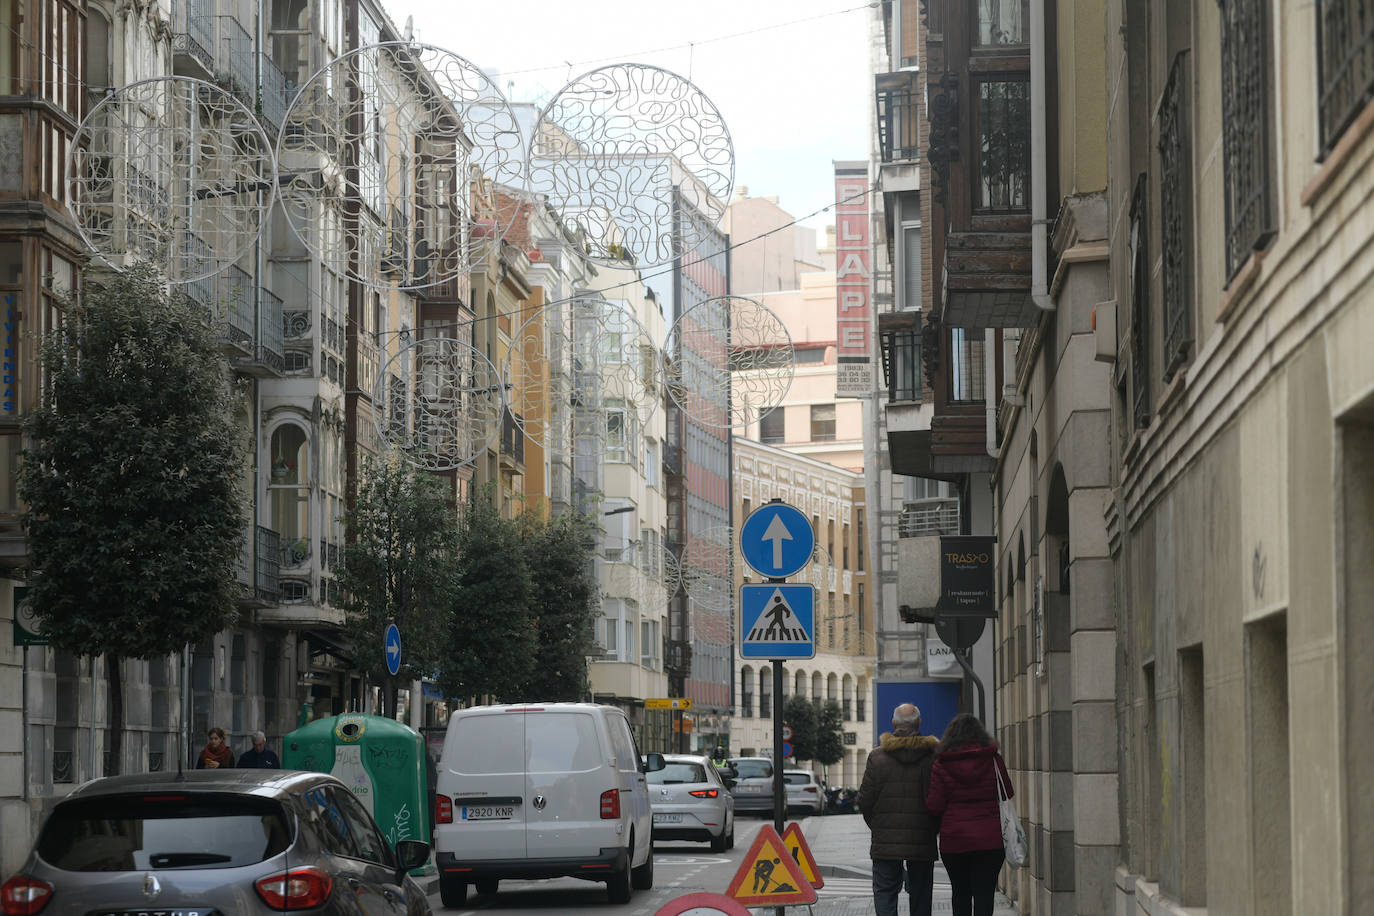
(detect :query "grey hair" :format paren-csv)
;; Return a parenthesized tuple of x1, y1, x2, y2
(252, 730, 267, 741)
(892, 705, 921, 730)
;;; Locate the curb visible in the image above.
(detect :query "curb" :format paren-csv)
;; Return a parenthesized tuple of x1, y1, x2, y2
(818, 863, 872, 880)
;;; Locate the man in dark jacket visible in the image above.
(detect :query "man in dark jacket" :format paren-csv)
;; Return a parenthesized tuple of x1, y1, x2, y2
(857, 703, 941, 916)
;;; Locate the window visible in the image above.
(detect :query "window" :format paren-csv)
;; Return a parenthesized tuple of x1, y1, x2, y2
(1159, 51, 1193, 380)
(857, 510, 865, 570)
(741, 672, 753, 717)
(976, 80, 1031, 211)
(900, 222, 922, 311)
(330, 787, 390, 865)
(601, 615, 618, 653)
(794, 347, 828, 364)
(607, 408, 627, 462)
(950, 329, 987, 401)
(1129, 175, 1151, 429)
(268, 424, 310, 566)
(1316, 0, 1371, 155)
(977, 0, 1029, 44)
(759, 407, 785, 444)
(1221, 0, 1276, 274)
(810, 404, 836, 441)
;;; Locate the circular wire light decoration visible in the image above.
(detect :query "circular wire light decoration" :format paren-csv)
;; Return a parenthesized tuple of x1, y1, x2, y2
(507, 297, 659, 460)
(373, 337, 504, 471)
(278, 42, 524, 289)
(528, 63, 733, 268)
(67, 76, 274, 281)
(605, 540, 682, 608)
(682, 525, 735, 612)
(665, 296, 794, 430)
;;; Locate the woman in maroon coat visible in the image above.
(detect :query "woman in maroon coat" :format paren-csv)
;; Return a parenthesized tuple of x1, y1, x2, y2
(926, 714, 1010, 916)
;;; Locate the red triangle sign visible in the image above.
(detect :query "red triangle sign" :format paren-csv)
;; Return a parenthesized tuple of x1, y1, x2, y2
(723, 823, 819, 906)
(780, 821, 825, 888)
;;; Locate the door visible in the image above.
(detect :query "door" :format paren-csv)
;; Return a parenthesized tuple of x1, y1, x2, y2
(524, 709, 612, 859)
(328, 787, 410, 915)
(441, 710, 527, 860)
(608, 713, 651, 867)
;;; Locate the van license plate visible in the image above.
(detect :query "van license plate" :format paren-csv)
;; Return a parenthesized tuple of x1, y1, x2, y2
(463, 805, 514, 820)
(653, 813, 683, 824)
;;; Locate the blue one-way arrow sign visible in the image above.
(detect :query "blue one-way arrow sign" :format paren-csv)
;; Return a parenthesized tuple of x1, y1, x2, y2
(384, 622, 401, 676)
(739, 502, 814, 579)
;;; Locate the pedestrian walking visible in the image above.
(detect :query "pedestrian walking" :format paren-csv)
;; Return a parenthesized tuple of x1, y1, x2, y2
(195, 726, 234, 769)
(926, 713, 1011, 916)
(236, 730, 281, 768)
(857, 702, 941, 916)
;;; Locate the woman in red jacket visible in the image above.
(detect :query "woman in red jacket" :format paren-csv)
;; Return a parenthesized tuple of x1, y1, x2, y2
(926, 713, 1010, 916)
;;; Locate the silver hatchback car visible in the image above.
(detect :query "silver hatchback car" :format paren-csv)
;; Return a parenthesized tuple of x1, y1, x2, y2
(0, 770, 431, 915)
(645, 754, 735, 851)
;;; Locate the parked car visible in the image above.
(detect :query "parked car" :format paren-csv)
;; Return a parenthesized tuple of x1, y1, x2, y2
(646, 754, 735, 851)
(783, 769, 825, 815)
(726, 756, 777, 816)
(433, 703, 665, 907)
(0, 769, 432, 916)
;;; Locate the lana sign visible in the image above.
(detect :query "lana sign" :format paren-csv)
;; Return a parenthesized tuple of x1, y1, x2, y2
(834, 163, 871, 398)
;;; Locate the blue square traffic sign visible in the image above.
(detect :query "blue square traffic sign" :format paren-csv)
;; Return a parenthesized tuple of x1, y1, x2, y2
(739, 584, 815, 659)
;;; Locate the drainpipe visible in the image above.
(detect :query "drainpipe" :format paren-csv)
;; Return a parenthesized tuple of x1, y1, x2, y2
(985, 328, 999, 458)
(1031, 0, 1052, 315)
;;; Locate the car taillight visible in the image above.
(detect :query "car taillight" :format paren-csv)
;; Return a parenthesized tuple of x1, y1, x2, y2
(254, 867, 332, 910)
(436, 793, 453, 824)
(600, 788, 620, 819)
(804, 786, 818, 793)
(1, 876, 53, 916)
(688, 788, 719, 798)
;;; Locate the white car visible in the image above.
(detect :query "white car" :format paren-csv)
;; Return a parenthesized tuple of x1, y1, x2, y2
(646, 754, 736, 851)
(433, 703, 665, 907)
(783, 769, 825, 814)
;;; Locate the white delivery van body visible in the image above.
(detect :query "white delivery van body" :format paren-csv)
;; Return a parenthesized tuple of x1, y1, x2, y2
(434, 703, 662, 906)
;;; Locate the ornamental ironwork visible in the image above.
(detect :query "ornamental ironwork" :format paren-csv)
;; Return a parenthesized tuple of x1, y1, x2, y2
(507, 297, 659, 461)
(1317, 0, 1374, 156)
(1158, 51, 1192, 382)
(665, 296, 793, 430)
(1129, 174, 1151, 430)
(67, 76, 274, 282)
(1220, 0, 1275, 277)
(372, 337, 504, 471)
(528, 64, 734, 268)
(926, 72, 959, 207)
(277, 42, 523, 289)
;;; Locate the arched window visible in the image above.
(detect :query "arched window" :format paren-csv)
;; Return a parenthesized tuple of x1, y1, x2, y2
(842, 675, 854, 720)
(740, 666, 754, 717)
(269, 424, 310, 566)
(811, 672, 823, 708)
(759, 670, 772, 717)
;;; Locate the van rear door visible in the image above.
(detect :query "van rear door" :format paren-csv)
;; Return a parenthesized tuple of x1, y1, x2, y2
(441, 709, 527, 859)
(524, 708, 613, 859)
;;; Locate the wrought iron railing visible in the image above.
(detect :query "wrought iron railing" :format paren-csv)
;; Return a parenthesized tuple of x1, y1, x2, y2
(881, 325, 921, 402)
(899, 497, 960, 537)
(218, 16, 255, 106)
(876, 80, 922, 163)
(255, 526, 280, 600)
(1158, 52, 1192, 381)
(872, 267, 894, 310)
(1221, 0, 1275, 276)
(259, 54, 288, 136)
(1317, 0, 1374, 156)
(259, 287, 285, 373)
(171, 0, 215, 71)
(1130, 175, 1151, 430)
(280, 536, 311, 569)
(53, 750, 73, 783)
(283, 309, 310, 338)
(219, 264, 255, 351)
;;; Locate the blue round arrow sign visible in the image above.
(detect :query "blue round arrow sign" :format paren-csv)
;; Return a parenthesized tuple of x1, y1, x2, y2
(384, 623, 401, 676)
(739, 503, 814, 579)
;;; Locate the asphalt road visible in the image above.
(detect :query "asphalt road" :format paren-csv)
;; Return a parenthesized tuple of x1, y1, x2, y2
(426, 813, 868, 915)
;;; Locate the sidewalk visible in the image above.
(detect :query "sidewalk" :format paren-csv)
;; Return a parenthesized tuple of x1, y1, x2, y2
(799, 813, 1019, 915)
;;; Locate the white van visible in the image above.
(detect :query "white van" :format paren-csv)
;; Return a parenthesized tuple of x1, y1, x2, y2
(433, 703, 665, 907)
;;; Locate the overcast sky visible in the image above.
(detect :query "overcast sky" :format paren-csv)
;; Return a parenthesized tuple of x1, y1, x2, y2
(379, 1, 874, 238)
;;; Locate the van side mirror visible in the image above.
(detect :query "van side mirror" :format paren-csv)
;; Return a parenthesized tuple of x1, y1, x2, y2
(393, 840, 430, 882)
(642, 752, 666, 773)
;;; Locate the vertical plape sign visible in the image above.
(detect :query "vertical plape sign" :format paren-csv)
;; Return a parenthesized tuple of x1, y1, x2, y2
(834, 164, 871, 397)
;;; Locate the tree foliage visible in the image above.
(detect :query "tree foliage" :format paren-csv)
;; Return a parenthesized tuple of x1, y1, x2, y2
(815, 699, 846, 769)
(783, 694, 819, 763)
(18, 266, 247, 658)
(336, 454, 457, 683)
(438, 487, 533, 701)
(515, 509, 597, 702)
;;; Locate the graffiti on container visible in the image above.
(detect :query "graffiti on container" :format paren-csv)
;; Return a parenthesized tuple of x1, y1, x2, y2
(367, 745, 410, 770)
(386, 802, 413, 846)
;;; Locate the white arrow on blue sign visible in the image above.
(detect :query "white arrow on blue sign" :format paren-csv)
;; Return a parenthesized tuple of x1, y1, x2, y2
(739, 502, 814, 579)
(384, 622, 401, 676)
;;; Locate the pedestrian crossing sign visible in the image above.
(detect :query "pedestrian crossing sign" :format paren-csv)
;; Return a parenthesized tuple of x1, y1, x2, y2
(722, 823, 818, 906)
(780, 821, 825, 889)
(739, 584, 816, 659)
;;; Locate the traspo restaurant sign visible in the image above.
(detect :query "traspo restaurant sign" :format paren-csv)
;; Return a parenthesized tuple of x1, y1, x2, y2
(834, 163, 870, 398)
(936, 536, 997, 617)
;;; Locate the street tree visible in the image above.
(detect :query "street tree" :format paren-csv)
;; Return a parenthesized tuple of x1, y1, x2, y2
(18, 266, 247, 773)
(516, 508, 597, 702)
(815, 698, 846, 783)
(439, 487, 534, 702)
(336, 453, 457, 708)
(783, 694, 819, 763)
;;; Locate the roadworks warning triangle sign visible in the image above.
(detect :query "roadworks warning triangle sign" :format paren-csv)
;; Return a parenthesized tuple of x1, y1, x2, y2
(723, 823, 818, 906)
(780, 821, 825, 889)
(744, 589, 809, 643)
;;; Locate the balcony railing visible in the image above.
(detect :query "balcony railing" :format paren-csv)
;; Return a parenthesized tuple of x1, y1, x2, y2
(218, 264, 256, 354)
(170, 0, 214, 72)
(255, 526, 280, 600)
(876, 72, 922, 163)
(873, 267, 894, 311)
(899, 497, 960, 538)
(501, 408, 525, 466)
(258, 287, 285, 373)
(259, 54, 288, 136)
(218, 16, 255, 106)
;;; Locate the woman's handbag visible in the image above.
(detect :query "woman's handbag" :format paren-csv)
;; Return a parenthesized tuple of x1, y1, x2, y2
(996, 761, 1029, 867)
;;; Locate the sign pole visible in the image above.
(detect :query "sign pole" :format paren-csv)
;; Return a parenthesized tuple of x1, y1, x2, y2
(771, 656, 785, 916)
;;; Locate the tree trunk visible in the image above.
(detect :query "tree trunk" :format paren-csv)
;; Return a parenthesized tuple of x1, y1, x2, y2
(107, 656, 123, 776)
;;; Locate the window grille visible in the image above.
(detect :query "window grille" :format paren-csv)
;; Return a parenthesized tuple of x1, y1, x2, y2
(1317, 0, 1374, 155)
(1158, 51, 1193, 381)
(1221, 0, 1276, 277)
(1130, 175, 1151, 429)
(976, 80, 1031, 211)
